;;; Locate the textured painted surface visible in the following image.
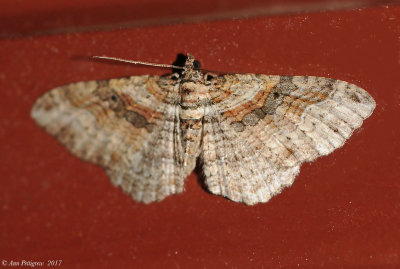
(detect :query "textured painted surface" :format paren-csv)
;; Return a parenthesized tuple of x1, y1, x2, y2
(1, 4, 399, 268)
(0, 0, 393, 37)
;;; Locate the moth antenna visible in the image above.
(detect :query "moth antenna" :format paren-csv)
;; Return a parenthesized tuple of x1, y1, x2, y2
(93, 55, 227, 74)
(93, 56, 185, 70)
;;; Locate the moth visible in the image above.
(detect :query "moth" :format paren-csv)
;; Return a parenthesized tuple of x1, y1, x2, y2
(31, 54, 376, 205)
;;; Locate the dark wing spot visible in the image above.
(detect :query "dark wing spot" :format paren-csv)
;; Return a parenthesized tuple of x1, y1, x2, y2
(107, 93, 125, 115)
(242, 113, 260, 126)
(350, 93, 361, 103)
(124, 110, 153, 131)
(279, 76, 293, 83)
(274, 82, 296, 93)
(262, 90, 285, 115)
(231, 121, 245, 132)
(253, 108, 266, 119)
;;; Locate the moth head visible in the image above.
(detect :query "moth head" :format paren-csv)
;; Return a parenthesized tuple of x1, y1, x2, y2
(181, 54, 203, 81)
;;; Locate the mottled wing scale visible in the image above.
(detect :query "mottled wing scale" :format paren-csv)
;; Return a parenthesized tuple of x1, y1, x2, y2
(32, 54, 375, 205)
(201, 75, 375, 205)
(31, 75, 195, 203)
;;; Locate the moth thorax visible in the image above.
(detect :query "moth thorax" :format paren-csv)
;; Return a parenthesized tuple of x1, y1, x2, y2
(179, 82, 208, 120)
(181, 81, 208, 98)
